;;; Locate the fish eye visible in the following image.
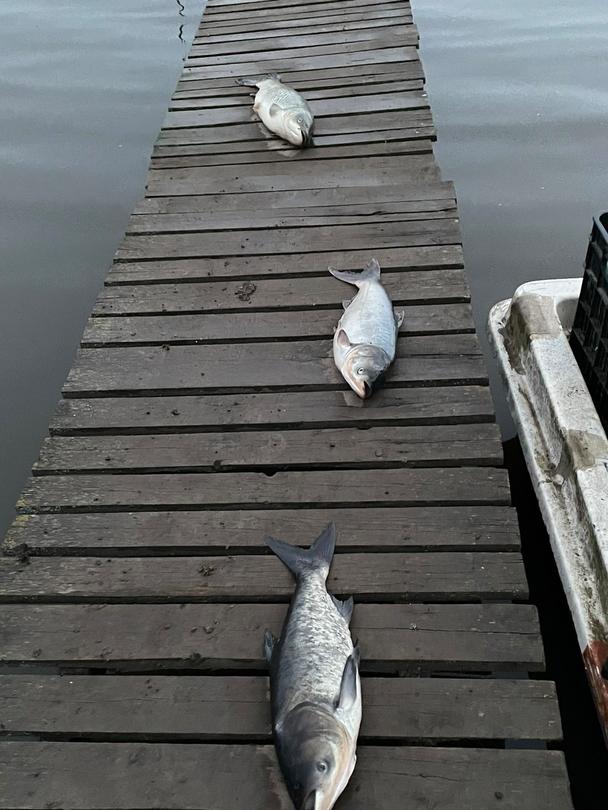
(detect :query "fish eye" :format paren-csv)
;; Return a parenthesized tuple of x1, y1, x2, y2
(356, 367, 364, 375)
(316, 761, 329, 773)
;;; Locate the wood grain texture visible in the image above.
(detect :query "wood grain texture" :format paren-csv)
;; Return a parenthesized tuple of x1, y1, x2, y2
(0, 603, 544, 671)
(0, 675, 561, 741)
(0, 743, 572, 810)
(34, 424, 502, 473)
(48, 387, 496, 434)
(63, 336, 487, 395)
(17, 467, 510, 513)
(82, 303, 474, 346)
(3, 506, 520, 555)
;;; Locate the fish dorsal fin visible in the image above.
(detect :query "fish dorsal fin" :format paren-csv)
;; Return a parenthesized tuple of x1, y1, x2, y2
(395, 309, 405, 328)
(263, 629, 276, 664)
(336, 329, 353, 351)
(331, 594, 354, 624)
(336, 646, 360, 711)
(268, 102, 280, 117)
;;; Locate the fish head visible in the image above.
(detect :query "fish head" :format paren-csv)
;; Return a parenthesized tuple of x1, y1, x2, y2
(276, 703, 356, 810)
(284, 109, 314, 147)
(339, 339, 391, 399)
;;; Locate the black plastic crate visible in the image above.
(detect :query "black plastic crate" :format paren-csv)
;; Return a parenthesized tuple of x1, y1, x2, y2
(570, 211, 608, 431)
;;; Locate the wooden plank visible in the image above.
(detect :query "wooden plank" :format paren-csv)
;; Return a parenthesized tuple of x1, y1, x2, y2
(156, 111, 434, 145)
(96, 272, 468, 315)
(126, 205, 452, 233)
(3, 506, 521, 555)
(62, 337, 486, 395)
(164, 89, 427, 128)
(184, 38, 418, 70)
(0, 603, 544, 671)
(48, 386, 495, 434)
(81, 304, 474, 346)
(0, 675, 561, 741)
(134, 185, 457, 213)
(115, 221, 457, 260)
(201, 0, 410, 22)
(194, 15, 412, 41)
(204, 0, 411, 13)
(171, 80, 423, 104)
(175, 61, 422, 92)
(0, 743, 572, 810)
(33, 424, 502, 474)
(143, 158, 440, 197)
(106, 246, 465, 285)
(150, 139, 434, 167)
(188, 28, 418, 58)
(199, 7, 409, 29)
(0, 551, 527, 603)
(180, 47, 419, 82)
(16, 468, 510, 513)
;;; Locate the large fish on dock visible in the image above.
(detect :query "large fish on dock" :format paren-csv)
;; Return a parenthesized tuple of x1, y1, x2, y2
(236, 73, 314, 147)
(264, 524, 361, 810)
(330, 258, 404, 399)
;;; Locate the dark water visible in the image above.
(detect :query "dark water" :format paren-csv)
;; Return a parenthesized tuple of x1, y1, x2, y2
(0, 1, 200, 538)
(415, 0, 608, 430)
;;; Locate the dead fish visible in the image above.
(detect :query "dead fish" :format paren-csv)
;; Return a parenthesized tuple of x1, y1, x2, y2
(236, 72, 314, 147)
(330, 258, 404, 399)
(264, 524, 361, 810)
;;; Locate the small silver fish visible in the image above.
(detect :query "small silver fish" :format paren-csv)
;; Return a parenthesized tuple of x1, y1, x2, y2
(330, 258, 404, 399)
(264, 524, 361, 810)
(236, 72, 314, 147)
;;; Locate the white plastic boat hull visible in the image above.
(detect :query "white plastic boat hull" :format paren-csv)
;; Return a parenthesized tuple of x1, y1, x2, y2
(488, 278, 608, 742)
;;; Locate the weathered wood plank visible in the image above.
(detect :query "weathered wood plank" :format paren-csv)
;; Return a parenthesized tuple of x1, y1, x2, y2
(180, 46, 419, 82)
(0, 551, 527, 603)
(127, 205, 452, 233)
(48, 387, 495, 434)
(194, 15, 412, 42)
(150, 139, 435, 168)
(0, 743, 573, 810)
(63, 337, 485, 395)
(144, 158, 440, 197)
(175, 61, 421, 92)
(17, 468, 510, 513)
(0, 675, 561, 741)
(200, 1, 410, 25)
(106, 246, 464, 284)
(156, 111, 434, 144)
(184, 39, 418, 71)
(33, 424, 502, 474)
(81, 304, 473, 347)
(188, 27, 417, 58)
(134, 185, 457, 212)
(3, 506, 520, 555)
(172, 80, 423, 105)
(0, 603, 544, 671)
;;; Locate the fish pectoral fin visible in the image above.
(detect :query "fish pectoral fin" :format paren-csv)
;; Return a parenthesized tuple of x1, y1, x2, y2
(335, 328, 353, 351)
(395, 309, 405, 328)
(336, 648, 360, 712)
(342, 298, 352, 311)
(331, 594, 354, 624)
(263, 629, 277, 664)
(268, 102, 281, 117)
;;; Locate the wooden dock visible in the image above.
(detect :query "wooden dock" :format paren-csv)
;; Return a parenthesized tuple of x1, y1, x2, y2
(0, 0, 574, 807)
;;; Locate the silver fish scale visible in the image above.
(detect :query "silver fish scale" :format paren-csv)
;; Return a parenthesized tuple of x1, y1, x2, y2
(274, 575, 353, 722)
(258, 80, 310, 114)
(341, 281, 397, 357)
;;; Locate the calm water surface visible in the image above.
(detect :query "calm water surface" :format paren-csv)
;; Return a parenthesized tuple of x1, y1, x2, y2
(415, 0, 608, 428)
(0, 1, 201, 536)
(1, 0, 607, 536)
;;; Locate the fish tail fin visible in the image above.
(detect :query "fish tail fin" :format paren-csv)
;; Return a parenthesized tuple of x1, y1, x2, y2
(267, 72, 281, 81)
(266, 523, 336, 581)
(235, 77, 259, 87)
(328, 257, 381, 287)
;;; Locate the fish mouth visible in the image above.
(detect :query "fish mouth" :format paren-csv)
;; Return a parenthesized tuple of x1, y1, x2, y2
(301, 791, 317, 810)
(300, 127, 314, 148)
